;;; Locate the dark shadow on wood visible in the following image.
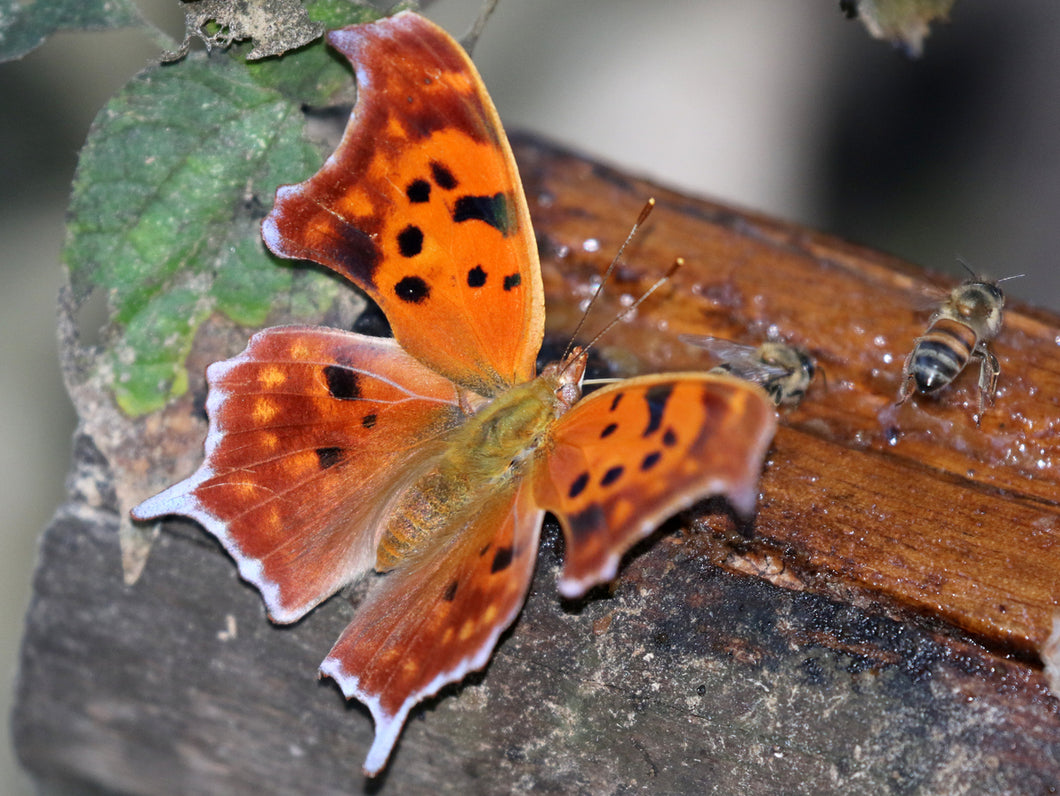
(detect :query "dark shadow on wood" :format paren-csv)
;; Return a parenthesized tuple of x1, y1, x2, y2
(13, 134, 1060, 794)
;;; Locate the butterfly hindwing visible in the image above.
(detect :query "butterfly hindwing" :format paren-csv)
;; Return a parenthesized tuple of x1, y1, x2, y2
(132, 12, 780, 779)
(320, 478, 543, 775)
(533, 374, 777, 598)
(261, 12, 543, 397)
(132, 326, 466, 622)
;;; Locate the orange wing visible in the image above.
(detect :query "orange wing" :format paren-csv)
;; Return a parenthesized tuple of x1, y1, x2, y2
(534, 374, 777, 598)
(320, 478, 543, 775)
(262, 12, 543, 397)
(132, 326, 465, 622)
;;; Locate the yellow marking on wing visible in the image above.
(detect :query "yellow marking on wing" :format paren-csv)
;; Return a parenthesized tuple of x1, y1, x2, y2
(458, 619, 476, 642)
(253, 398, 278, 425)
(265, 504, 281, 529)
(259, 366, 286, 390)
(609, 497, 634, 530)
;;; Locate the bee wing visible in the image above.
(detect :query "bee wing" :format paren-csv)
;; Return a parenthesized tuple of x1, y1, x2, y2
(679, 336, 787, 384)
(910, 283, 953, 312)
(679, 335, 752, 359)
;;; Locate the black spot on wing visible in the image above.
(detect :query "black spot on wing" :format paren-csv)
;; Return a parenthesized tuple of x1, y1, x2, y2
(406, 179, 430, 203)
(568, 503, 606, 544)
(362, 413, 377, 429)
(467, 265, 487, 287)
(431, 161, 458, 190)
(600, 465, 624, 487)
(503, 273, 521, 291)
(609, 392, 625, 412)
(600, 422, 618, 438)
(662, 427, 678, 447)
(315, 447, 344, 469)
(324, 365, 360, 400)
(394, 275, 429, 304)
(641, 451, 662, 471)
(321, 220, 382, 287)
(453, 193, 512, 235)
(643, 383, 674, 437)
(397, 225, 424, 258)
(443, 580, 458, 601)
(568, 472, 590, 500)
(491, 546, 513, 573)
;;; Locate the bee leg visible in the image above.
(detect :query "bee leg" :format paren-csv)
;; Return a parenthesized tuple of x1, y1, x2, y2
(975, 346, 1001, 413)
(896, 348, 918, 405)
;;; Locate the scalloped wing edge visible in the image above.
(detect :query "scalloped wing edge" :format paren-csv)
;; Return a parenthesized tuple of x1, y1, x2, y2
(553, 472, 762, 600)
(552, 376, 778, 600)
(132, 342, 341, 624)
(320, 508, 545, 776)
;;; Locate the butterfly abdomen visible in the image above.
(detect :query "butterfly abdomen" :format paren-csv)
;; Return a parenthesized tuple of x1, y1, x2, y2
(375, 470, 458, 571)
(375, 375, 571, 571)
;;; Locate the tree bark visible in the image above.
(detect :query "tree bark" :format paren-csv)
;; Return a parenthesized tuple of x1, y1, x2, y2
(13, 134, 1060, 795)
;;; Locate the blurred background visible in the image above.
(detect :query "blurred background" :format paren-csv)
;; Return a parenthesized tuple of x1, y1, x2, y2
(1, 0, 1057, 790)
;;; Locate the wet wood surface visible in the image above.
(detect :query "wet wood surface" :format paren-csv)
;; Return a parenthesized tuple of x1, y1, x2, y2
(518, 133, 1060, 655)
(13, 134, 1060, 794)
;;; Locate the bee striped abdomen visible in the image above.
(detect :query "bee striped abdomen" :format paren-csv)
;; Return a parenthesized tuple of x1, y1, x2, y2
(896, 271, 1009, 415)
(910, 317, 978, 392)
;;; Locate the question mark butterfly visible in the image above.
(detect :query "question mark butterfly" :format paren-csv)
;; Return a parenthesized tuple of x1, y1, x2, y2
(133, 11, 777, 776)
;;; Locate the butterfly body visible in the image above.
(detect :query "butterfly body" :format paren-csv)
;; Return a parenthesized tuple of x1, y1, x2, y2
(376, 356, 584, 570)
(132, 12, 777, 776)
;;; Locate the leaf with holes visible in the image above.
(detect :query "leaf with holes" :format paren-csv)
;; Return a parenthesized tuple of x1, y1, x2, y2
(64, 11, 377, 417)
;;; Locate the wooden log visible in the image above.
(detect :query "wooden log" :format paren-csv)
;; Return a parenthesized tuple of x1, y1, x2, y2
(13, 134, 1060, 794)
(518, 134, 1060, 653)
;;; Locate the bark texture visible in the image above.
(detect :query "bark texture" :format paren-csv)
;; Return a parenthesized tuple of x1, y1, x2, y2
(13, 134, 1060, 795)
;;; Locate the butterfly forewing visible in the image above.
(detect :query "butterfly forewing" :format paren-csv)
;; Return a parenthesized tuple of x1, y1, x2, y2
(132, 326, 465, 623)
(132, 11, 781, 779)
(534, 374, 777, 598)
(261, 13, 543, 397)
(320, 478, 543, 775)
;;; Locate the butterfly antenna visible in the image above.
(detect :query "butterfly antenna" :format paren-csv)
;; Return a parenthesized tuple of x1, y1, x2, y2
(563, 257, 683, 378)
(995, 273, 1026, 284)
(562, 198, 656, 363)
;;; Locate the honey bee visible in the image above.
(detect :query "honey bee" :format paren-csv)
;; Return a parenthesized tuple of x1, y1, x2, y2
(679, 336, 816, 408)
(896, 267, 1018, 413)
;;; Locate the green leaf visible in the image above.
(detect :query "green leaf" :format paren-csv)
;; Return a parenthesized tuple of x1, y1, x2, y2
(0, 0, 143, 62)
(241, 1, 379, 105)
(306, 0, 381, 29)
(65, 51, 345, 416)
